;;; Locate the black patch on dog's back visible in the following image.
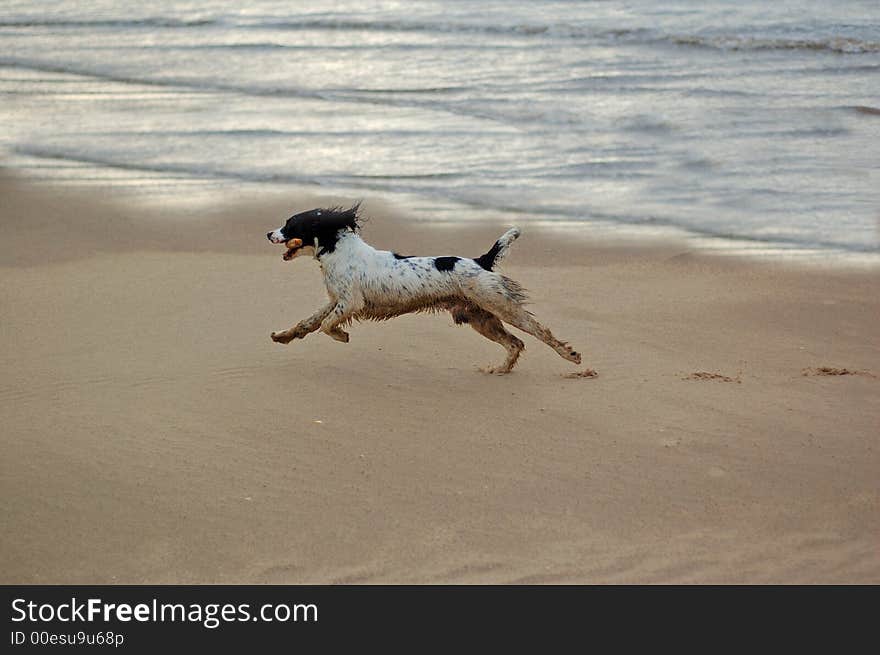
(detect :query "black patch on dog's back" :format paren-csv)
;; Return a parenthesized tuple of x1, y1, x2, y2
(474, 241, 502, 271)
(392, 253, 412, 260)
(434, 256, 460, 272)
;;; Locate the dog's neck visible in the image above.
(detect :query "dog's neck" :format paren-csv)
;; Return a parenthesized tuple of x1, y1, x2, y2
(315, 229, 373, 266)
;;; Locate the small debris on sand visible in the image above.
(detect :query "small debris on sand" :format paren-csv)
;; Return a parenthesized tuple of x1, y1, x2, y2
(802, 367, 875, 378)
(563, 368, 598, 379)
(683, 371, 741, 383)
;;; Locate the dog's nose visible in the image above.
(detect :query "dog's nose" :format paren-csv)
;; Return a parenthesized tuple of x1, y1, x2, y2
(267, 232, 274, 242)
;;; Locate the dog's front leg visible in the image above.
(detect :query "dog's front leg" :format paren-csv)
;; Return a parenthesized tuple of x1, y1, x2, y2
(318, 301, 355, 343)
(271, 302, 334, 344)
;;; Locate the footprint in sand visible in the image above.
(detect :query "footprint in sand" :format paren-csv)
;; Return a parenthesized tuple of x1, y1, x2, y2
(801, 367, 876, 378)
(562, 368, 598, 379)
(683, 371, 741, 383)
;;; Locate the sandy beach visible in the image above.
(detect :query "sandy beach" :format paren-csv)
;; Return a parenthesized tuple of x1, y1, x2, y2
(1, 173, 878, 584)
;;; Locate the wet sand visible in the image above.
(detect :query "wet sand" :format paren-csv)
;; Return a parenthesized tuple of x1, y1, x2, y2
(1, 173, 878, 583)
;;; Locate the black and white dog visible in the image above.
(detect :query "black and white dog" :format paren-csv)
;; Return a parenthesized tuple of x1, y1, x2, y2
(267, 205, 581, 373)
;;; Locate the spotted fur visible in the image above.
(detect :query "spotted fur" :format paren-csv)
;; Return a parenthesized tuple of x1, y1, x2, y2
(268, 206, 581, 373)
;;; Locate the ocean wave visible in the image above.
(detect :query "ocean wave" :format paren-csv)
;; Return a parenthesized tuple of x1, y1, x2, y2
(12, 146, 463, 189)
(5, 14, 877, 56)
(0, 57, 574, 127)
(242, 18, 880, 54)
(238, 18, 652, 47)
(732, 127, 851, 139)
(0, 57, 459, 98)
(0, 17, 217, 29)
(669, 34, 880, 54)
(13, 146, 323, 185)
(242, 17, 559, 37)
(0, 56, 346, 101)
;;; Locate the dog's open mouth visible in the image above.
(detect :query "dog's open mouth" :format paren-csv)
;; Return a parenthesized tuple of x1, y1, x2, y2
(282, 238, 303, 261)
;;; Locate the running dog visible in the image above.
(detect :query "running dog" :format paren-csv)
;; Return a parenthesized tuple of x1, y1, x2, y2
(267, 204, 581, 373)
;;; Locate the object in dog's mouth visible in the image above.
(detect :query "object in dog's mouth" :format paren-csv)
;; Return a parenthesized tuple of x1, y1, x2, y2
(282, 238, 303, 261)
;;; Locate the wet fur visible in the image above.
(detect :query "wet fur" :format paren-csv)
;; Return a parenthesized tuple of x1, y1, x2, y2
(267, 206, 581, 373)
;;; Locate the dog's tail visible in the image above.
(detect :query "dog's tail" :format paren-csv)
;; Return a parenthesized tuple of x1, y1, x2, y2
(474, 227, 521, 271)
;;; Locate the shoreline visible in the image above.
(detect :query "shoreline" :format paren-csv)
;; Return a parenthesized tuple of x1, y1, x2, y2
(4, 168, 878, 268)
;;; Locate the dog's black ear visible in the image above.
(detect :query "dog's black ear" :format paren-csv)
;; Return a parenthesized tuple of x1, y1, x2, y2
(310, 204, 362, 255)
(332, 202, 362, 232)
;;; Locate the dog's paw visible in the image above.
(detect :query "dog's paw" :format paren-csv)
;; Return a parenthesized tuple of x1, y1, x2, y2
(327, 328, 350, 343)
(271, 330, 293, 344)
(561, 344, 581, 365)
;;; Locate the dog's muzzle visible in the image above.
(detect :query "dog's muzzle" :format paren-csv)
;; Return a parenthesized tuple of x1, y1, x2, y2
(267, 231, 303, 260)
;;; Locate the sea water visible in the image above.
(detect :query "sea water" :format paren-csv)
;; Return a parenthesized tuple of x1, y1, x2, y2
(1, 0, 878, 259)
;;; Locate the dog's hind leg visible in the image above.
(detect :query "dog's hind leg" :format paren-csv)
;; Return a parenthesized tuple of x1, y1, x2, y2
(465, 275, 581, 366)
(501, 307, 581, 365)
(475, 294, 581, 366)
(271, 302, 334, 344)
(452, 305, 524, 374)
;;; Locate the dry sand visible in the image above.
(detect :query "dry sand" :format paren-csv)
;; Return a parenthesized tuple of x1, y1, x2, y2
(1, 172, 878, 583)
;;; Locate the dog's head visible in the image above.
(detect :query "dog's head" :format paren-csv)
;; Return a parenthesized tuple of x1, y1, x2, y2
(267, 204, 361, 261)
